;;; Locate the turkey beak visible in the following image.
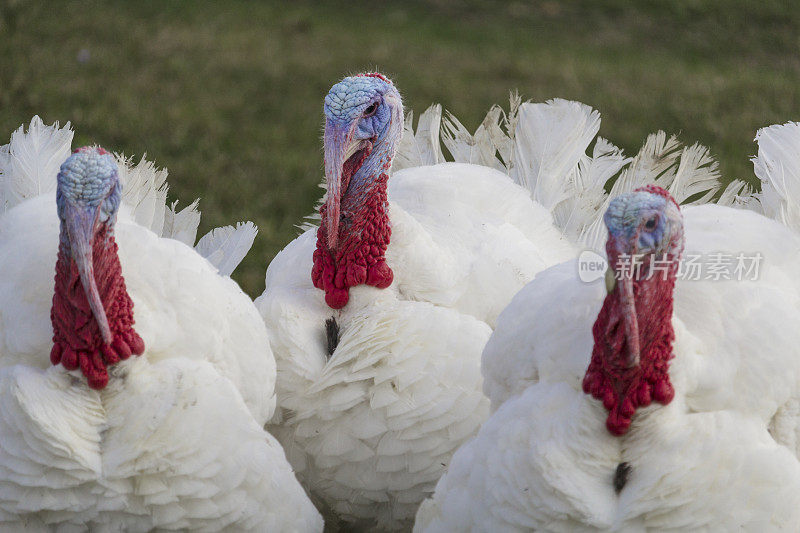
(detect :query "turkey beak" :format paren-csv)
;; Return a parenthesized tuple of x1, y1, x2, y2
(323, 120, 360, 250)
(615, 240, 640, 369)
(65, 201, 113, 346)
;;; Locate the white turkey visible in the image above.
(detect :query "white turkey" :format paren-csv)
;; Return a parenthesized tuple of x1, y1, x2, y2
(0, 118, 323, 531)
(255, 72, 739, 530)
(415, 182, 800, 531)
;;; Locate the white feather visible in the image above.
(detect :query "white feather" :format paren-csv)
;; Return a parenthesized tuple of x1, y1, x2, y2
(498, 92, 523, 167)
(614, 131, 683, 194)
(668, 141, 723, 204)
(0, 116, 73, 213)
(161, 199, 201, 246)
(392, 105, 445, 172)
(393, 98, 746, 253)
(718, 179, 758, 209)
(556, 137, 632, 242)
(509, 99, 602, 211)
(115, 153, 170, 235)
(578, 132, 731, 251)
(440, 106, 505, 171)
(195, 221, 258, 277)
(752, 121, 800, 232)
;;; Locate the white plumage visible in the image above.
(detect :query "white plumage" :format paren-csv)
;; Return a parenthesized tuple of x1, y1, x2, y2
(0, 117, 322, 531)
(416, 380, 800, 532)
(415, 121, 800, 530)
(751, 121, 800, 232)
(257, 80, 739, 530)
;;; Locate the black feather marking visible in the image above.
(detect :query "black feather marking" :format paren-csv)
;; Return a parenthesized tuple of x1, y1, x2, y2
(614, 462, 631, 494)
(325, 317, 340, 357)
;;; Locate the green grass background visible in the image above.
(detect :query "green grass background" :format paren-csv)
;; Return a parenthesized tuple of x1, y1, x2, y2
(1, 0, 798, 295)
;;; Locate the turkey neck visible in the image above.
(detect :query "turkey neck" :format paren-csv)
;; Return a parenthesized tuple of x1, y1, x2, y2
(583, 250, 679, 436)
(338, 132, 396, 238)
(312, 122, 399, 309)
(50, 223, 144, 389)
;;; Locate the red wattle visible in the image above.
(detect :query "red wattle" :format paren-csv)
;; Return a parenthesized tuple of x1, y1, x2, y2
(312, 171, 393, 309)
(50, 227, 144, 389)
(583, 253, 678, 436)
(367, 260, 393, 289)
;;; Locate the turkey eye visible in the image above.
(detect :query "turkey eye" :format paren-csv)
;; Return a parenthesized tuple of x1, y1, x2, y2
(644, 217, 657, 230)
(364, 102, 378, 117)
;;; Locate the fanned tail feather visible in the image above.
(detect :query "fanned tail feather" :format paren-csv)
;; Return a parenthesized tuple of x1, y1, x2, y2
(162, 199, 201, 246)
(115, 154, 171, 235)
(556, 137, 631, 241)
(393, 97, 745, 250)
(578, 132, 734, 250)
(0, 116, 74, 213)
(718, 179, 758, 209)
(393, 105, 445, 172)
(195, 221, 259, 277)
(752, 122, 800, 232)
(668, 142, 722, 204)
(441, 106, 506, 171)
(612, 132, 683, 195)
(501, 91, 523, 166)
(509, 99, 602, 212)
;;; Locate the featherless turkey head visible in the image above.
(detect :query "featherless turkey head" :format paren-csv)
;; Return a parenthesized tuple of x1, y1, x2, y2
(583, 185, 684, 435)
(312, 73, 403, 308)
(51, 147, 144, 389)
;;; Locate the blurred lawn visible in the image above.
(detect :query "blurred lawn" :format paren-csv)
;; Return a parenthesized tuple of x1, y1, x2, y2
(1, 0, 798, 295)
